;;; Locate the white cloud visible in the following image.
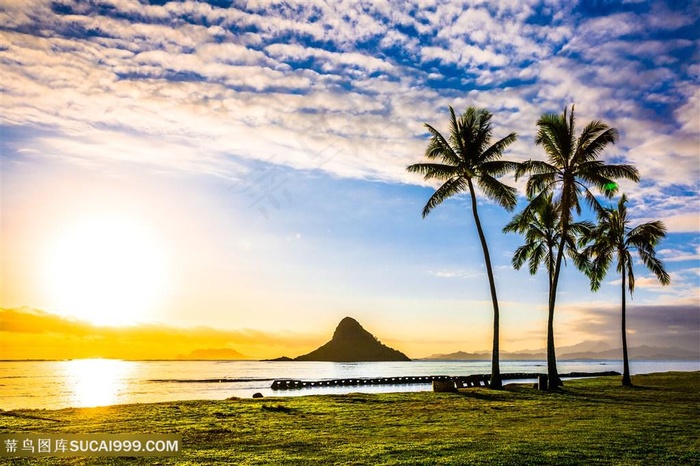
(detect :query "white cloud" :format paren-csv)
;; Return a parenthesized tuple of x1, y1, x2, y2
(659, 246, 700, 262)
(0, 0, 697, 200)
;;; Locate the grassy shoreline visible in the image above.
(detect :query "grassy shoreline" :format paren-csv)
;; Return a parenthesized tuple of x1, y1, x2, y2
(1, 371, 698, 465)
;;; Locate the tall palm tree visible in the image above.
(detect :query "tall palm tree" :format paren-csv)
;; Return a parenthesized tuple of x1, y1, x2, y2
(516, 105, 639, 390)
(407, 106, 518, 389)
(582, 195, 670, 386)
(504, 195, 592, 380)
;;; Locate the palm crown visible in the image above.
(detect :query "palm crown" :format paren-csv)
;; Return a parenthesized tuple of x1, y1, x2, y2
(504, 193, 592, 281)
(583, 195, 671, 292)
(516, 106, 639, 220)
(407, 106, 519, 216)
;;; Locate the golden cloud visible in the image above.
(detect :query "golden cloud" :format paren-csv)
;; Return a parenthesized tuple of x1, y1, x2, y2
(0, 307, 322, 360)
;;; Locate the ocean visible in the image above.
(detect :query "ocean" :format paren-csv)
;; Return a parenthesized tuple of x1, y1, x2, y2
(1, 359, 697, 411)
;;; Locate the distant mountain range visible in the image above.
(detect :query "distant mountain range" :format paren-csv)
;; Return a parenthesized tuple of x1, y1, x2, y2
(423, 343, 699, 361)
(174, 334, 697, 362)
(277, 317, 411, 362)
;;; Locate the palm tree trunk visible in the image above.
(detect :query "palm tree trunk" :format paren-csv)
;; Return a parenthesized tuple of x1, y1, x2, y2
(467, 179, 501, 389)
(621, 266, 632, 386)
(547, 245, 562, 390)
(546, 243, 558, 391)
(546, 215, 569, 390)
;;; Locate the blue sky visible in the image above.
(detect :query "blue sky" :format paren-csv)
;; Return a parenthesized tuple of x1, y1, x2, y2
(1, 0, 698, 358)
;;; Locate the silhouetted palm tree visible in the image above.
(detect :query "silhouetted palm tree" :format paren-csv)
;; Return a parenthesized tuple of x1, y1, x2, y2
(516, 105, 639, 390)
(407, 106, 518, 389)
(582, 195, 670, 386)
(504, 195, 592, 378)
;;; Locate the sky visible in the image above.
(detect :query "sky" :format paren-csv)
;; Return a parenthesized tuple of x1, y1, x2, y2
(1, 0, 698, 360)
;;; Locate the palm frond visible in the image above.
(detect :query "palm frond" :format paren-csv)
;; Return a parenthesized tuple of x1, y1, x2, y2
(577, 161, 640, 196)
(503, 208, 531, 234)
(525, 172, 558, 199)
(625, 255, 635, 294)
(579, 183, 605, 215)
(512, 243, 533, 271)
(421, 176, 468, 218)
(529, 243, 549, 275)
(448, 106, 466, 159)
(477, 174, 517, 210)
(515, 159, 557, 180)
(597, 164, 640, 183)
(637, 250, 671, 286)
(627, 221, 667, 248)
(423, 177, 467, 218)
(574, 123, 618, 165)
(535, 112, 571, 166)
(424, 123, 461, 165)
(481, 133, 518, 162)
(480, 160, 520, 178)
(588, 247, 614, 292)
(406, 162, 458, 181)
(472, 108, 494, 157)
(568, 105, 576, 157)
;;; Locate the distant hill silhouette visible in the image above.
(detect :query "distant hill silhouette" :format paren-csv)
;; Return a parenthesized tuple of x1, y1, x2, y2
(422, 343, 699, 361)
(294, 317, 410, 362)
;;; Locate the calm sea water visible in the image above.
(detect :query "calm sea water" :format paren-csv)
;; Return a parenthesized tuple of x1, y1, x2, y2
(1, 359, 697, 410)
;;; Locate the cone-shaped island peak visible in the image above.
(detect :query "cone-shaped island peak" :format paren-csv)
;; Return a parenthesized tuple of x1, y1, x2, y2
(293, 317, 411, 362)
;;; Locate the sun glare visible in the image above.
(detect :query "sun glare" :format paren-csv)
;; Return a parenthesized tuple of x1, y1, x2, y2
(43, 216, 169, 326)
(65, 359, 132, 408)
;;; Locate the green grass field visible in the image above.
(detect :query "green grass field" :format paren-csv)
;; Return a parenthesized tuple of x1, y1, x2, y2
(1, 371, 698, 465)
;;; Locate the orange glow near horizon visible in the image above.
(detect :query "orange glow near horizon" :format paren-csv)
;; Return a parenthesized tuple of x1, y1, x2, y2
(41, 216, 170, 326)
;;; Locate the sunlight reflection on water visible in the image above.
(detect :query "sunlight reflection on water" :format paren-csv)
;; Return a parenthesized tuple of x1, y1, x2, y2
(65, 359, 133, 408)
(1, 359, 697, 410)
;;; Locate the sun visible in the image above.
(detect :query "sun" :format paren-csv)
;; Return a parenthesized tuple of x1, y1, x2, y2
(43, 216, 169, 326)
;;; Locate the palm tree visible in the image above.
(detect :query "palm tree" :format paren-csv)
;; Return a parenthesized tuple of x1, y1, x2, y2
(582, 195, 670, 386)
(504, 195, 592, 384)
(407, 106, 518, 389)
(516, 105, 639, 390)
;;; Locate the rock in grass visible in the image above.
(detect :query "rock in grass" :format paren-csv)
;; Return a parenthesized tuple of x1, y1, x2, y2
(432, 380, 457, 393)
(252, 393, 263, 398)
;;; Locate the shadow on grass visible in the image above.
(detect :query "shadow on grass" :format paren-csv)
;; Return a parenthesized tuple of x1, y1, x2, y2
(261, 404, 295, 414)
(453, 389, 514, 402)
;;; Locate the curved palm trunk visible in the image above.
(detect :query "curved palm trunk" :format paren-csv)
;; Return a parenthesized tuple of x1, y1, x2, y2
(546, 242, 559, 390)
(547, 242, 563, 390)
(546, 208, 571, 390)
(467, 179, 502, 389)
(621, 265, 632, 386)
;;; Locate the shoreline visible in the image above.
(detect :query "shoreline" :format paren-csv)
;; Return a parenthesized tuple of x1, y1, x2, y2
(2, 358, 698, 411)
(1, 369, 696, 413)
(1, 372, 698, 464)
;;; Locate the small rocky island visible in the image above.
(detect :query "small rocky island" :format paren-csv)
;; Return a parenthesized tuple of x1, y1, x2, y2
(281, 316, 411, 362)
